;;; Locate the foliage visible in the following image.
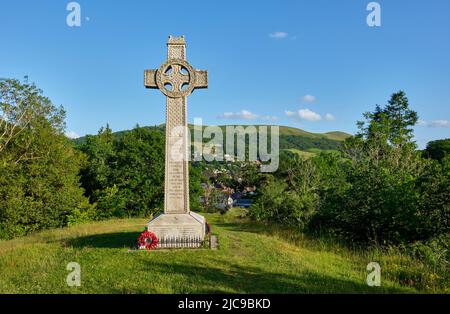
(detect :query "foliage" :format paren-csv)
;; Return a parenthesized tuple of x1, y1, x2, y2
(425, 139, 450, 161)
(78, 126, 165, 218)
(189, 163, 203, 211)
(249, 91, 449, 248)
(248, 179, 314, 229)
(0, 78, 91, 239)
(315, 92, 449, 244)
(361, 90, 418, 147)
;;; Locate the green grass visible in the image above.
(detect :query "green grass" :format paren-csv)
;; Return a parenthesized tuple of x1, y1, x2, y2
(285, 148, 342, 158)
(324, 131, 352, 141)
(285, 149, 317, 159)
(0, 211, 446, 294)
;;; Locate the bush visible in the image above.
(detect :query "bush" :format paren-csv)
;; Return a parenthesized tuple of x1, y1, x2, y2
(248, 179, 317, 229)
(78, 126, 165, 218)
(317, 147, 425, 243)
(424, 139, 450, 161)
(315, 92, 449, 244)
(0, 78, 92, 239)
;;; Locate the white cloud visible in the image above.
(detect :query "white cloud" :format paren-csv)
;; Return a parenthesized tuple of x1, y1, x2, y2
(65, 131, 80, 139)
(417, 119, 428, 126)
(430, 120, 450, 128)
(219, 109, 258, 120)
(417, 119, 450, 128)
(285, 110, 296, 117)
(300, 94, 316, 103)
(285, 108, 322, 121)
(219, 110, 278, 122)
(324, 113, 336, 121)
(285, 109, 337, 122)
(269, 31, 288, 39)
(262, 115, 278, 122)
(298, 108, 322, 121)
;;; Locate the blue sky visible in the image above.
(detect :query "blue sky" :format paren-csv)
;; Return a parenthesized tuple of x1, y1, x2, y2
(0, 0, 449, 148)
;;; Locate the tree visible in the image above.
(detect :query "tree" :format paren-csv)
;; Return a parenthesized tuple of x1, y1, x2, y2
(0, 77, 65, 163)
(425, 139, 450, 162)
(82, 126, 165, 218)
(78, 125, 115, 200)
(361, 91, 418, 148)
(0, 78, 92, 239)
(189, 163, 203, 211)
(317, 91, 448, 244)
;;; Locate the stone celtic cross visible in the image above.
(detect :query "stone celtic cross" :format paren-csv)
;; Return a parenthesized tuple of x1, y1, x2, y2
(144, 36, 208, 216)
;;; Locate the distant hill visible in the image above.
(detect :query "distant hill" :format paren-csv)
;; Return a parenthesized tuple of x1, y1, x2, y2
(73, 124, 352, 153)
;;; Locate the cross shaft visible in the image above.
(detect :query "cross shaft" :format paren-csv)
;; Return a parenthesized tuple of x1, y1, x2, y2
(144, 36, 208, 215)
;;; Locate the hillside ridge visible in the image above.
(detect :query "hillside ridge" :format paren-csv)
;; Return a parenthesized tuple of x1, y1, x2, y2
(73, 125, 352, 152)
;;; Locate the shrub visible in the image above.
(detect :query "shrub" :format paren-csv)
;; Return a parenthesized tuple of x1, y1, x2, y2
(248, 179, 317, 229)
(315, 92, 449, 244)
(0, 78, 92, 239)
(78, 126, 165, 218)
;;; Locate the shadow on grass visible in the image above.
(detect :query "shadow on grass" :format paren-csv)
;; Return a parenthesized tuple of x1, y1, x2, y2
(214, 219, 342, 248)
(61, 223, 412, 293)
(139, 259, 407, 294)
(66, 232, 140, 249)
(64, 220, 259, 250)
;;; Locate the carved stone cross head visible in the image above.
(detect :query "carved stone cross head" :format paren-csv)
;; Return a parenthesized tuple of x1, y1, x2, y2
(144, 36, 208, 98)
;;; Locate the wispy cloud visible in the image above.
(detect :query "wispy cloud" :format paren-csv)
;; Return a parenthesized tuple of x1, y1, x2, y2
(417, 119, 428, 126)
(219, 109, 278, 122)
(262, 115, 279, 122)
(300, 94, 316, 103)
(418, 119, 450, 128)
(430, 120, 450, 128)
(269, 31, 288, 39)
(65, 131, 80, 139)
(324, 113, 336, 121)
(220, 110, 258, 120)
(285, 110, 297, 117)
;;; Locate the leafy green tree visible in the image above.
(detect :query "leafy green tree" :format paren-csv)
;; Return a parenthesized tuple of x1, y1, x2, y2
(107, 127, 165, 217)
(425, 139, 450, 162)
(363, 91, 418, 147)
(79, 125, 164, 218)
(189, 163, 203, 211)
(317, 91, 448, 244)
(0, 78, 92, 239)
(248, 177, 312, 228)
(78, 124, 115, 200)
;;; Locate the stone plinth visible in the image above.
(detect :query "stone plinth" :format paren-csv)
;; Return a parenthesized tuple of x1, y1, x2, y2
(147, 212, 205, 242)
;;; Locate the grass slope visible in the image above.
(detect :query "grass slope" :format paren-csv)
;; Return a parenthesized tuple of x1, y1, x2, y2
(0, 212, 439, 294)
(73, 125, 351, 152)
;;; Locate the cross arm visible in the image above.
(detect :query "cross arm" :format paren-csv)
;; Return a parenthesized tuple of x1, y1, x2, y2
(144, 69, 158, 89)
(194, 70, 208, 89)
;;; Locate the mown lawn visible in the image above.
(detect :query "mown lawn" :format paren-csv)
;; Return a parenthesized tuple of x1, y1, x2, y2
(0, 211, 446, 294)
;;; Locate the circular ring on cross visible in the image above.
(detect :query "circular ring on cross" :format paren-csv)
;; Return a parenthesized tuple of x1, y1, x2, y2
(156, 59, 196, 98)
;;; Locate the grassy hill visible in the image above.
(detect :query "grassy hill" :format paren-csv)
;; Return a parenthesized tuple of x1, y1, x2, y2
(73, 124, 351, 156)
(0, 210, 442, 294)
